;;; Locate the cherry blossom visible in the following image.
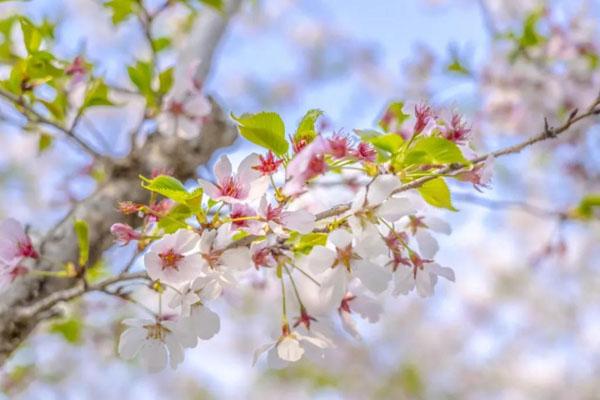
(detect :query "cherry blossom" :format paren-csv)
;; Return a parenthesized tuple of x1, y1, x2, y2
(304, 228, 392, 307)
(0, 218, 38, 264)
(347, 174, 415, 234)
(110, 223, 141, 246)
(253, 326, 333, 367)
(144, 229, 204, 284)
(118, 318, 185, 372)
(258, 196, 315, 234)
(198, 154, 269, 204)
(157, 89, 212, 139)
(338, 286, 383, 340)
(283, 135, 331, 195)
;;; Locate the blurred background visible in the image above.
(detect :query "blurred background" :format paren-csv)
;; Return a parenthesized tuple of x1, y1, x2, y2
(0, 0, 599, 398)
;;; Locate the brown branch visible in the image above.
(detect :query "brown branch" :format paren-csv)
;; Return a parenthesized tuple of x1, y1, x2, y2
(315, 94, 600, 222)
(0, 88, 102, 158)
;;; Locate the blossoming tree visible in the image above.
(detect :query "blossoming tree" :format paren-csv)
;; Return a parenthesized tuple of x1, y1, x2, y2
(0, 0, 598, 396)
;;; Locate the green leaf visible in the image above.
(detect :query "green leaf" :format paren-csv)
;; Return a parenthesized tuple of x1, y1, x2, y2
(574, 194, 600, 220)
(104, 0, 137, 25)
(49, 318, 82, 344)
(379, 101, 410, 132)
(82, 79, 114, 109)
(288, 232, 328, 255)
(294, 109, 323, 142)
(367, 133, 404, 154)
(158, 67, 174, 95)
(38, 132, 53, 153)
(85, 260, 109, 283)
(417, 178, 456, 211)
(409, 136, 469, 165)
(141, 175, 191, 203)
(231, 112, 288, 155)
(199, 0, 224, 12)
(74, 220, 89, 266)
(158, 204, 193, 233)
(152, 37, 172, 53)
(19, 18, 42, 53)
(127, 60, 153, 94)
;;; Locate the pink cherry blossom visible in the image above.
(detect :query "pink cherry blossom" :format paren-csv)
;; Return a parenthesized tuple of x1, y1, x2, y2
(110, 223, 141, 246)
(0, 218, 38, 264)
(198, 154, 269, 204)
(144, 229, 204, 284)
(283, 135, 331, 195)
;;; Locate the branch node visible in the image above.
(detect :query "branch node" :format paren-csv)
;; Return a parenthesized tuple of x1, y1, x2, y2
(543, 117, 556, 138)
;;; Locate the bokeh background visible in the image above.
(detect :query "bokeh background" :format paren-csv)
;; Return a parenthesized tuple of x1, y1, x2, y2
(1, 0, 599, 398)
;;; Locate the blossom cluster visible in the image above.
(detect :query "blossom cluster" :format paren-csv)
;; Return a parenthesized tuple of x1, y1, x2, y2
(0, 219, 37, 290)
(111, 104, 487, 371)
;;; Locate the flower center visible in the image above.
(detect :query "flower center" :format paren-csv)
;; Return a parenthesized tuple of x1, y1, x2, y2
(144, 323, 168, 341)
(159, 249, 184, 270)
(334, 245, 356, 271)
(202, 250, 222, 269)
(168, 100, 186, 116)
(218, 177, 242, 198)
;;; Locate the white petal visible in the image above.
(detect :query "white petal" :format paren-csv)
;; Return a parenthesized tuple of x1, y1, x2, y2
(214, 155, 232, 183)
(197, 179, 221, 199)
(393, 267, 414, 296)
(191, 306, 220, 340)
(351, 295, 383, 323)
(277, 336, 304, 362)
(328, 229, 353, 249)
(354, 228, 386, 260)
(376, 197, 415, 221)
(306, 246, 336, 274)
(367, 175, 401, 206)
(220, 247, 252, 270)
(426, 216, 451, 235)
(140, 340, 168, 372)
(165, 335, 185, 369)
(280, 210, 315, 234)
(237, 153, 261, 182)
(247, 176, 270, 202)
(118, 328, 145, 360)
(352, 260, 391, 294)
(340, 310, 361, 340)
(252, 342, 274, 366)
(415, 270, 434, 297)
(351, 188, 367, 211)
(415, 231, 439, 259)
(428, 263, 455, 282)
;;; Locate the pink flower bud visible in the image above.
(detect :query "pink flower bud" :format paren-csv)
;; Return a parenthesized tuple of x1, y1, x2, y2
(110, 223, 141, 246)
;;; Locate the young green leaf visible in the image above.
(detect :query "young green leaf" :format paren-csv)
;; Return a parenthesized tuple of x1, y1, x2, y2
(231, 112, 288, 155)
(379, 101, 410, 132)
(409, 136, 469, 165)
(417, 178, 457, 211)
(49, 318, 82, 344)
(82, 79, 114, 109)
(141, 175, 191, 203)
(74, 219, 90, 266)
(19, 18, 42, 53)
(294, 109, 323, 142)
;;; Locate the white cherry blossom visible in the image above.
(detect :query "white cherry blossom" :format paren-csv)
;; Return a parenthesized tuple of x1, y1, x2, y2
(157, 89, 212, 139)
(144, 229, 203, 285)
(118, 318, 186, 372)
(253, 328, 333, 368)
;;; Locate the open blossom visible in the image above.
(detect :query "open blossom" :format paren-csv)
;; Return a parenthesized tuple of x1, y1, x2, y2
(328, 134, 351, 158)
(118, 318, 185, 372)
(144, 229, 204, 285)
(252, 151, 283, 176)
(283, 135, 331, 195)
(192, 225, 252, 299)
(338, 286, 383, 339)
(414, 103, 433, 134)
(157, 89, 212, 139)
(258, 196, 315, 234)
(198, 154, 268, 204)
(352, 142, 377, 162)
(394, 259, 455, 297)
(303, 228, 392, 308)
(253, 325, 333, 368)
(229, 203, 262, 235)
(0, 218, 38, 264)
(348, 174, 415, 234)
(110, 223, 141, 246)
